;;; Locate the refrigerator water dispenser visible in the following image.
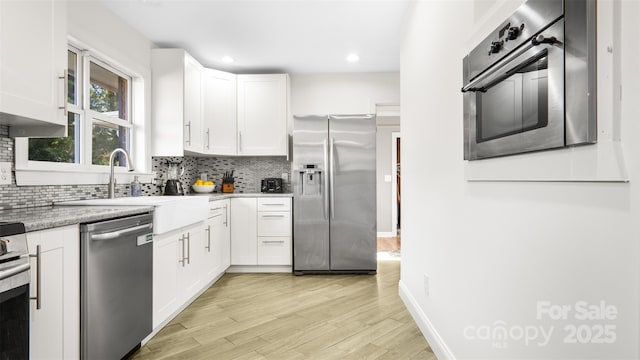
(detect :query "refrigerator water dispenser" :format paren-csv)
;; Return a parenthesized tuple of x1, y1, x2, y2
(300, 164, 321, 197)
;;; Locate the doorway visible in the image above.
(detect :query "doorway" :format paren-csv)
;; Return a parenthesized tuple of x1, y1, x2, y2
(391, 132, 401, 235)
(377, 132, 401, 261)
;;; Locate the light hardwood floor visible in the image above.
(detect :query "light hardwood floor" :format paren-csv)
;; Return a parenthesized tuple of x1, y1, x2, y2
(131, 261, 434, 360)
(377, 236, 401, 252)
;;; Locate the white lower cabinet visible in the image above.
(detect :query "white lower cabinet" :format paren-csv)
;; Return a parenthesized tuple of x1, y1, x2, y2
(152, 221, 205, 328)
(152, 196, 290, 331)
(231, 197, 292, 267)
(152, 228, 181, 329)
(178, 225, 206, 302)
(204, 199, 231, 279)
(27, 225, 79, 360)
(217, 201, 231, 270)
(230, 198, 258, 265)
(257, 237, 291, 265)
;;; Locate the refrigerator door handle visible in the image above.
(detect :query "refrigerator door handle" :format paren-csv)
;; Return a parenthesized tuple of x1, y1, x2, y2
(323, 138, 329, 220)
(329, 137, 335, 220)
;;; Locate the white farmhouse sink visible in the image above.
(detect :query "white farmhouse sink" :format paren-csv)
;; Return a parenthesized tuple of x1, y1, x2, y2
(59, 196, 209, 234)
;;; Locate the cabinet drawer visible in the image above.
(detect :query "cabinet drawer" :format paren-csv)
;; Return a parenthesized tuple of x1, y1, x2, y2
(257, 212, 291, 237)
(257, 197, 291, 212)
(209, 200, 229, 219)
(208, 204, 225, 219)
(257, 236, 291, 265)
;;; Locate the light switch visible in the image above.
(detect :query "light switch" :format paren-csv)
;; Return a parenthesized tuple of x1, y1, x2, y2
(0, 162, 12, 185)
(384, 175, 392, 183)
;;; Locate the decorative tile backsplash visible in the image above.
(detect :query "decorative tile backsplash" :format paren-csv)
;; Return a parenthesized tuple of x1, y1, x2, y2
(0, 125, 291, 210)
(0, 125, 130, 210)
(149, 156, 291, 195)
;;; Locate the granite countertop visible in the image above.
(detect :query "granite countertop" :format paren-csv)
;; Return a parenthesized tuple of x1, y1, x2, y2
(0, 205, 154, 232)
(190, 192, 293, 201)
(0, 193, 291, 232)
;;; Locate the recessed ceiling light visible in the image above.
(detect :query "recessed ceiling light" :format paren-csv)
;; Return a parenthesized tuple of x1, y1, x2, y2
(346, 53, 360, 63)
(221, 56, 234, 63)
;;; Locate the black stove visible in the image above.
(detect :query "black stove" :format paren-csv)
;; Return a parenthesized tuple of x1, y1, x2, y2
(0, 221, 29, 359)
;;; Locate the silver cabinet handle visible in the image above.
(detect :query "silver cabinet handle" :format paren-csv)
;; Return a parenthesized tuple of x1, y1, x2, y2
(30, 245, 42, 310)
(323, 138, 329, 220)
(239, 131, 243, 153)
(90, 223, 153, 241)
(205, 225, 211, 252)
(58, 70, 68, 116)
(185, 122, 192, 145)
(179, 235, 186, 267)
(261, 203, 286, 206)
(261, 240, 285, 244)
(224, 204, 228, 227)
(329, 137, 336, 220)
(186, 232, 191, 265)
(206, 128, 210, 149)
(261, 214, 286, 218)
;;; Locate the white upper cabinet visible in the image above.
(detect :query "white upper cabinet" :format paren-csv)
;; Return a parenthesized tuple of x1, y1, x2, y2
(237, 74, 288, 156)
(183, 54, 204, 153)
(152, 50, 289, 157)
(151, 49, 204, 156)
(202, 69, 237, 155)
(0, 0, 67, 137)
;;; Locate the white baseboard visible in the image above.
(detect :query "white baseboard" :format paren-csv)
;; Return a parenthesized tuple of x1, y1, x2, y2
(226, 265, 292, 273)
(398, 280, 455, 360)
(377, 231, 396, 237)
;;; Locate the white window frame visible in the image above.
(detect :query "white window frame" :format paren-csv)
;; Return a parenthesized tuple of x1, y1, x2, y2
(15, 42, 152, 185)
(83, 54, 133, 168)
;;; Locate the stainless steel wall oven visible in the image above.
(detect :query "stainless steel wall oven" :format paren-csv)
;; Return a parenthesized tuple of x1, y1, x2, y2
(462, 0, 597, 160)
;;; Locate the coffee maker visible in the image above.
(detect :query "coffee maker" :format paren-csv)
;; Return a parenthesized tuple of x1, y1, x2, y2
(164, 161, 185, 196)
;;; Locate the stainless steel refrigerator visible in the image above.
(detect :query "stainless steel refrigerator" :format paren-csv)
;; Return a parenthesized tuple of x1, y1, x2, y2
(292, 114, 377, 274)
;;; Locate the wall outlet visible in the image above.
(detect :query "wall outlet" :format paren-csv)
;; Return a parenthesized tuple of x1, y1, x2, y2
(384, 174, 392, 183)
(423, 273, 430, 297)
(0, 162, 12, 185)
(282, 172, 289, 181)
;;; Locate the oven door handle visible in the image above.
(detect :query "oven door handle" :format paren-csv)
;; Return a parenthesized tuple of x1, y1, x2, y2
(462, 37, 560, 93)
(462, 41, 534, 92)
(0, 262, 30, 281)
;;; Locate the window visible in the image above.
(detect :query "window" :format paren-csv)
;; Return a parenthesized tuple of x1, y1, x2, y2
(27, 46, 132, 168)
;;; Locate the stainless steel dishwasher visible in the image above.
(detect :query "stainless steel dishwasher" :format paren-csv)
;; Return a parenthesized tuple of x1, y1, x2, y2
(80, 213, 153, 359)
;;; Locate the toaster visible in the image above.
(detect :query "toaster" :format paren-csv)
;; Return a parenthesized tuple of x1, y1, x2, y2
(261, 178, 283, 193)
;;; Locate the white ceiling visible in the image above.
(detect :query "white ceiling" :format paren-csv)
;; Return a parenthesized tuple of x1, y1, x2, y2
(100, 0, 410, 74)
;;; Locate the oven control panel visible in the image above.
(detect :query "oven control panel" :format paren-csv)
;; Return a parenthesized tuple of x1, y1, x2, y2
(0, 222, 27, 261)
(488, 23, 525, 56)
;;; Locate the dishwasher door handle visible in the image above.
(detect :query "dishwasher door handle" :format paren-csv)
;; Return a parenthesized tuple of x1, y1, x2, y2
(90, 223, 153, 241)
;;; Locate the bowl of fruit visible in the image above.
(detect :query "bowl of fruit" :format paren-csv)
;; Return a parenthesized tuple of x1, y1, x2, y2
(192, 179, 215, 193)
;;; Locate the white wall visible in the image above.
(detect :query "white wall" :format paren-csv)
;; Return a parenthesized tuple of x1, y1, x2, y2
(399, 1, 639, 359)
(290, 73, 400, 234)
(290, 73, 399, 115)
